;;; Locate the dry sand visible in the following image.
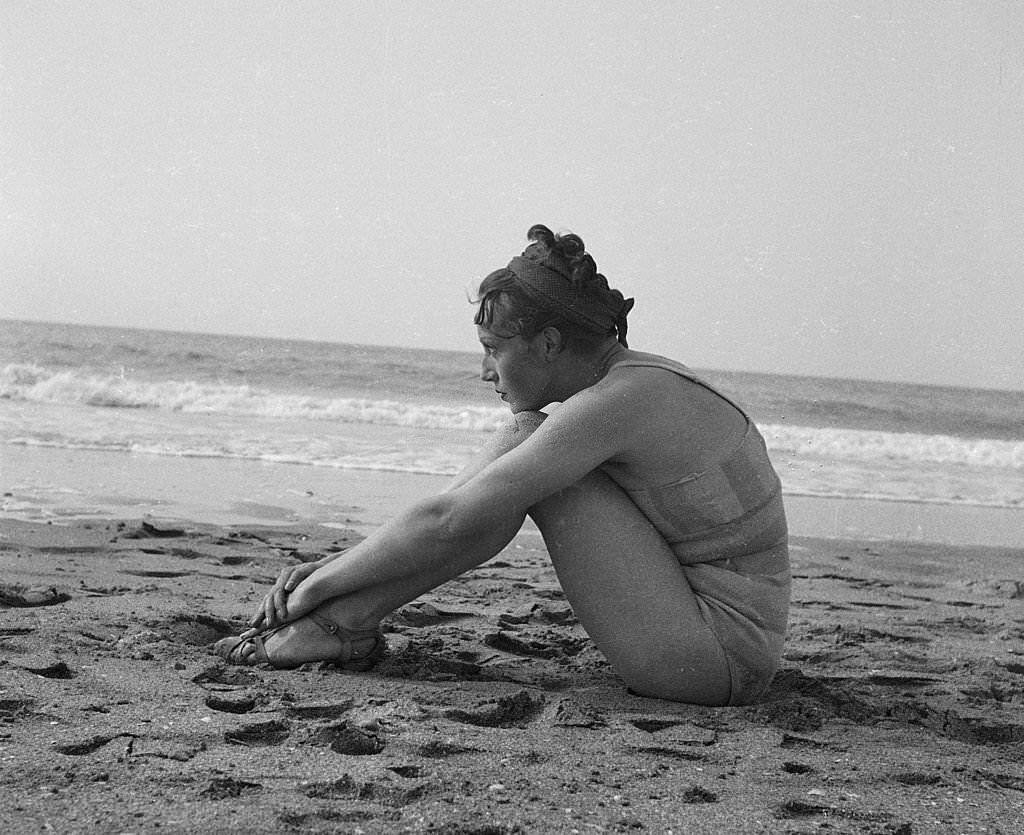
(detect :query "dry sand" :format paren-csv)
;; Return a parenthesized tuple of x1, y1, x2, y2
(1, 513, 1023, 833)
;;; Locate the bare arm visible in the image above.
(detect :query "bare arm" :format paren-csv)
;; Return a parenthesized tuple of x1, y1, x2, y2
(257, 380, 639, 627)
(297, 487, 526, 609)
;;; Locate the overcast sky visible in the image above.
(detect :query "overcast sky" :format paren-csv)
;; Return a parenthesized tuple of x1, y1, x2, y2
(2, 1, 1022, 390)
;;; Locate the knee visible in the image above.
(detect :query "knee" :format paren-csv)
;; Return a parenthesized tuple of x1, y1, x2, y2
(496, 410, 546, 445)
(483, 410, 547, 460)
(511, 410, 546, 433)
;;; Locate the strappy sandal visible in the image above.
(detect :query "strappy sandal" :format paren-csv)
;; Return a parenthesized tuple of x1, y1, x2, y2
(214, 612, 385, 671)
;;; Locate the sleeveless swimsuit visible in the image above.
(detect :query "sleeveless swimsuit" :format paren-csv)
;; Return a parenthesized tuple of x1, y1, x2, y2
(604, 358, 790, 705)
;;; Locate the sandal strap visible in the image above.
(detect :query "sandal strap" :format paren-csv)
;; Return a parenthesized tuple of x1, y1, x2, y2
(215, 626, 281, 666)
(248, 632, 271, 665)
(308, 613, 382, 663)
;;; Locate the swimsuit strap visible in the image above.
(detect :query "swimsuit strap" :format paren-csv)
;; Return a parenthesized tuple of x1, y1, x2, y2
(611, 358, 751, 421)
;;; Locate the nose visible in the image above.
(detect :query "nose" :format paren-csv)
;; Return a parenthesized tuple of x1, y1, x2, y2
(480, 356, 497, 383)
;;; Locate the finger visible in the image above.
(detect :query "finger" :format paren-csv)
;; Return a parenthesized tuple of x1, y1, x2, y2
(263, 594, 279, 628)
(274, 587, 290, 623)
(248, 612, 263, 629)
(248, 599, 270, 628)
(285, 565, 315, 592)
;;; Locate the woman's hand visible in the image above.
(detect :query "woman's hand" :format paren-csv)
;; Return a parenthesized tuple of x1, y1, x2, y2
(246, 561, 323, 634)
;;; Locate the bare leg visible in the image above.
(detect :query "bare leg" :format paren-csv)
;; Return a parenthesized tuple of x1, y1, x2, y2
(302, 414, 545, 621)
(496, 414, 732, 701)
(224, 410, 732, 703)
(530, 473, 731, 704)
(221, 415, 541, 666)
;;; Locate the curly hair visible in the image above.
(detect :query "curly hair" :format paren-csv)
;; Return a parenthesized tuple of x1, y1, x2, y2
(474, 225, 632, 350)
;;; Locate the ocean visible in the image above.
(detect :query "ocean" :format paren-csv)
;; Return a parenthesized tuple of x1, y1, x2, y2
(2, 319, 1022, 515)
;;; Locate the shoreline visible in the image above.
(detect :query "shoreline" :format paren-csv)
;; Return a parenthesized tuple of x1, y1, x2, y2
(2, 444, 1021, 548)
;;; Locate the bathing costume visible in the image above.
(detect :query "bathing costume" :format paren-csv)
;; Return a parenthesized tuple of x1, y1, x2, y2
(605, 358, 790, 705)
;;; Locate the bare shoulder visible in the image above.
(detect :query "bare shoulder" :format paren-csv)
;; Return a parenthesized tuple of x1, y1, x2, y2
(600, 351, 737, 416)
(558, 362, 661, 417)
(589, 351, 748, 466)
(590, 352, 689, 406)
(543, 356, 686, 448)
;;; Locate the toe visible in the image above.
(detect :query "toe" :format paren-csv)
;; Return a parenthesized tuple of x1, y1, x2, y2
(213, 635, 240, 660)
(214, 634, 256, 665)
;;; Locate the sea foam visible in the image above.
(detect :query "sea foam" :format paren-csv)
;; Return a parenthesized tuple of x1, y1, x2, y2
(1, 364, 508, 431)
(4, 363, 1021, 473)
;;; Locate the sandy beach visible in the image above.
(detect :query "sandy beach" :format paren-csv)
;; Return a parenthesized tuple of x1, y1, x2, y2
(2, 450, 1023, 833)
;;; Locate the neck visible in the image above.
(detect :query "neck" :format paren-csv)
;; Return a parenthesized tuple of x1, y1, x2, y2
(555, 339, 627, 399)
(594, 339, 627, 377)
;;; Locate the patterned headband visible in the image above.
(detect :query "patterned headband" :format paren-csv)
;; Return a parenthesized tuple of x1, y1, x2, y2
(506, 243, 635, 346)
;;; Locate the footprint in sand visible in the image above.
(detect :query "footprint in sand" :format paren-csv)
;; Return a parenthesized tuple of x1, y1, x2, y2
(444, 689, 545, 728)
(414, 738, 482, 758)
(551, 697, 606, 728)
(483, 630, 559, 659)
(766, 669, 1024, 745)
(283, 699, 356, 720)
(782, 761, 814, 774)
(301, 773, 434, 805)
(294, 719, 386, 755)
(374, 640, 484, 682)
(204, 692, 257, 714)
(388, 764, 423, 778)
(201, 777, 263, 800)
(0, 583, 71, 607)
(0, 696, 36, 722)
(682, 785, 718, 804)
(192, 663, 261, 688)
(627, 715, 717, 761)
(154, 613, 237, 646)
(12, 656, 75, 679)
(779, 732, 834, 750)
(54, 733, 136, 756)
(119, 522, 186, 539)
(224, 718, 291, 746)
(496, 601, 575, 626)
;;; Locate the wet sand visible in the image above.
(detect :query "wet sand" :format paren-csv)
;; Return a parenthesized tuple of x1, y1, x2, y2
(1, 450, 1023, 832)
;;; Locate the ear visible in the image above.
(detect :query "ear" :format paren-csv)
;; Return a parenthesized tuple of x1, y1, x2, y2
(538, 326, 565, 361)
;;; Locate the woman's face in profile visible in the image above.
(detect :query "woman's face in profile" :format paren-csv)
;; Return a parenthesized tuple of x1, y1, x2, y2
(477, 325, 551, 413)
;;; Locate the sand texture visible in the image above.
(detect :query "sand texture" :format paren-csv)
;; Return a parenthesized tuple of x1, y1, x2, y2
(1, 518, 1022, 833)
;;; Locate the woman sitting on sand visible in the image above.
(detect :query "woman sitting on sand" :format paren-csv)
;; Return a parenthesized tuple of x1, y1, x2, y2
(216, 224, 790, 706)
